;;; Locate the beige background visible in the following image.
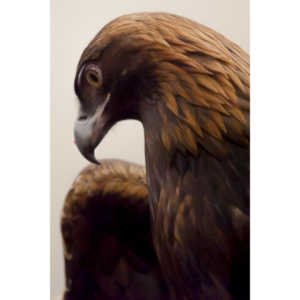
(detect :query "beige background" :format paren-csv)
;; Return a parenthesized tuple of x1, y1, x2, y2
(51, 0, 249, 298)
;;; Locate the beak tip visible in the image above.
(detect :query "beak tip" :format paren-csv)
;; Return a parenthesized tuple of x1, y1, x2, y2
(84, 152, 100, 165)
(92, 158, 101, 165)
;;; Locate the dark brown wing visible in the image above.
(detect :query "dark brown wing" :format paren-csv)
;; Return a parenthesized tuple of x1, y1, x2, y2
(61, 159, 170, 300)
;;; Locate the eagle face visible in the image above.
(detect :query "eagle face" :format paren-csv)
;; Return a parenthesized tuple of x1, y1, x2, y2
(74, 32, 157, 163)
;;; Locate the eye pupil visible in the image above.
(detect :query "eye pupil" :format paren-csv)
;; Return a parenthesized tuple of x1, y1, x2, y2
(89, 73, 98, 83)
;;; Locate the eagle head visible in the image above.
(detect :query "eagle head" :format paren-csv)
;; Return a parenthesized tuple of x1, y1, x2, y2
(74, 13, 249, 164)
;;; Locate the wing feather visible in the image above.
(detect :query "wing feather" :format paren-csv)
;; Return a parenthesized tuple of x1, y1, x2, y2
(61, 159, 170, 300)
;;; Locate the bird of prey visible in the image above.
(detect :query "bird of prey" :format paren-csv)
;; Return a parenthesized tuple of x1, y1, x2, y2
(69, 12, 250, 300)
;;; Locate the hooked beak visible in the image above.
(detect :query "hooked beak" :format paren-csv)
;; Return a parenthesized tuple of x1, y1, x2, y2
(74, 94, 111, 164)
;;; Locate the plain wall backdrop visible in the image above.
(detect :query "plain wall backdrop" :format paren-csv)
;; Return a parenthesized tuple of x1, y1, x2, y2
(51, 0, 249, 298)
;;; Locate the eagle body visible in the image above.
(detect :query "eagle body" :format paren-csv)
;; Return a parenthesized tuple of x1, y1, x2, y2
(70, 12, 250, 300)
(144, 132, 249, 299)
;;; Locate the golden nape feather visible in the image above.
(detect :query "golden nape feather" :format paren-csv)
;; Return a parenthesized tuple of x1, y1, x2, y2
(70, 12, 250, 300)
(61, 159, 170, 300)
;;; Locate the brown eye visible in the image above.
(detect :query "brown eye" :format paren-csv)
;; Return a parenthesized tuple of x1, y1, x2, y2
(86, 65, 102, 88)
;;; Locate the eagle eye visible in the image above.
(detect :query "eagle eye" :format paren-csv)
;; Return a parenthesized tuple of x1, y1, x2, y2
(85, 65, 102, 88)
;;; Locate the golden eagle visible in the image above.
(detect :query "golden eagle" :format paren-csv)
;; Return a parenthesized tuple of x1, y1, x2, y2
(65, 12, 250, 300)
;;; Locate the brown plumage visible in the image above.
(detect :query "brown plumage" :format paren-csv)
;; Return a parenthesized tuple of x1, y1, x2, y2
(61, 159, 170, 300)
(71, 12, 250, 300)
